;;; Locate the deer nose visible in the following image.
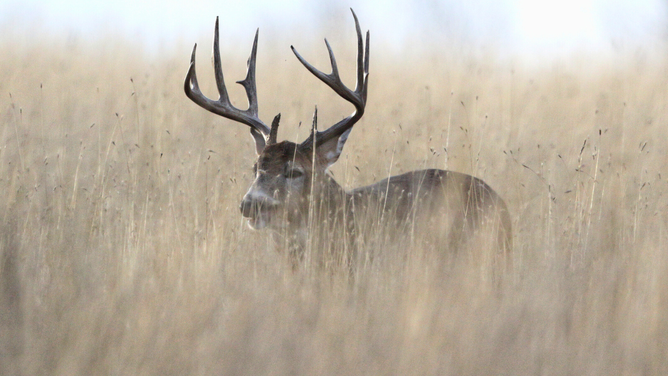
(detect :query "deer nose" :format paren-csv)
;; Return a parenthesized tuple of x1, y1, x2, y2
(240, 197, 255, 218)
(240, 191, 280, 218)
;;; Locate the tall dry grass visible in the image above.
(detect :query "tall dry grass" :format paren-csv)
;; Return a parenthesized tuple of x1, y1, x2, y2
(0, 25, 667, 375)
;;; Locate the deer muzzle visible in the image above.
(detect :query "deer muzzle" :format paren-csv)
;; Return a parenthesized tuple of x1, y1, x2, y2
(240, 191, 280, 229)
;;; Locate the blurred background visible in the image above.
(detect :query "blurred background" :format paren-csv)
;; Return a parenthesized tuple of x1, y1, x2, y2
(1, 1, 668, 375)
(2, 0, 666, 62)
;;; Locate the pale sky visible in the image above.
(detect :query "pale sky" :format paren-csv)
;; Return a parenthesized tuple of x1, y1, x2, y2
(1, 0, 666, 61)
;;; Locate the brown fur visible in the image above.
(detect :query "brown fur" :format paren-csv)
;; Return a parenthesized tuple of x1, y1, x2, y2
(243, 141, 512, 276)
(186, 11, 511, 277)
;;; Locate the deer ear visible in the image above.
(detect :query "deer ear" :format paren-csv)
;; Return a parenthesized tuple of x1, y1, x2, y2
(316, 128, 352, 169)
(250, 128, 266, 155)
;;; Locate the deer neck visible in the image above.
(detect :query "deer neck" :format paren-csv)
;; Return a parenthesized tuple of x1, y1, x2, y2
(276, 172, 354, 265)
(306, 172, 352, 221)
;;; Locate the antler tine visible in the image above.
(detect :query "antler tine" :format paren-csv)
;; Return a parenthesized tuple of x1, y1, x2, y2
(212, 17, 231, 107)
(268, 113, 281, 145)
(237, 28, 260, 116)
(361, 17, 370, 103)
(292, 8, 369, 149)
(184, 43, 201, 97)
(184, 17, 270, 151)
(351, 9, 369, 100)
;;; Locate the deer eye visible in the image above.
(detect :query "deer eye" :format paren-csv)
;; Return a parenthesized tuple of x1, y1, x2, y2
(286, 168, 304, 179)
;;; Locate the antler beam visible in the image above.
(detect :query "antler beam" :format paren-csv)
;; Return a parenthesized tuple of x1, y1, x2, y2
(292, 8, 370, 149)
(184, 17, 270, 151)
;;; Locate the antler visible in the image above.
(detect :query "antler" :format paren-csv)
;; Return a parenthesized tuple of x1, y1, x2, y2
(184, 17, 271, 153)
(292, 8, 370, 149)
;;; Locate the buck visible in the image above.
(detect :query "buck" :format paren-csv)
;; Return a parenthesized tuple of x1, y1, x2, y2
(184, 10, 512, 272)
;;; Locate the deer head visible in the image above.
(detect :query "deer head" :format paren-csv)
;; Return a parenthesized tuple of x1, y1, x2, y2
(184, 9, 369, 232)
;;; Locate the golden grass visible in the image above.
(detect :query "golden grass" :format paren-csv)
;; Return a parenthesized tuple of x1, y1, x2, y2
(0, 29, 667, 375)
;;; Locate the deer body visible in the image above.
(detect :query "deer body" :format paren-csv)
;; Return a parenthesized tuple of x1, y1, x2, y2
(184, 9, 512, 272)
(350, 169, 511, 267)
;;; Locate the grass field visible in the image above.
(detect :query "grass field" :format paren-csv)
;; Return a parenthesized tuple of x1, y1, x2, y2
(1, 22, 667, 375)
